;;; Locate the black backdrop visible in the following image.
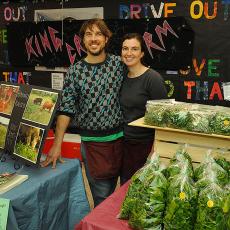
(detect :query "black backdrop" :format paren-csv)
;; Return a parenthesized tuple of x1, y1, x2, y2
(7, 18, 194, 69)
(0, 0, 229, 106)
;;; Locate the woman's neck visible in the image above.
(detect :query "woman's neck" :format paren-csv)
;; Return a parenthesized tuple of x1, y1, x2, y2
(128, 63, 148, 78)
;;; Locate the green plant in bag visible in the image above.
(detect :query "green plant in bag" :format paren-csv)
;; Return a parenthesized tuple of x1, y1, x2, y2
(144, 105, 166, 127)
(128, 174, 167, 230)
(215, 156, 230, 178)
(120, 155, 168, 230)
(195, 161, 228, 188)
(164, 162, 198, 230)
(165, 149, 194, 180)
(195, 183, 228, 230)
(209, 112, 230, 135)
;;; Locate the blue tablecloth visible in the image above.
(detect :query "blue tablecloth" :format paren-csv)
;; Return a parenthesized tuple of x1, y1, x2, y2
(0, 156, 90, 230)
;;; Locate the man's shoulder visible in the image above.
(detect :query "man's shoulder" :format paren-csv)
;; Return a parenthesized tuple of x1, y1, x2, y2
(107, 53, 122, 62)
(68, 59, 85, 72)
(106, 54, 124, 70)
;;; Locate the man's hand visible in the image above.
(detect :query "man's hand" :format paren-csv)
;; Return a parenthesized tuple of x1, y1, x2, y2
(40, 144, 64, 169)
(40, 114, 71, 168)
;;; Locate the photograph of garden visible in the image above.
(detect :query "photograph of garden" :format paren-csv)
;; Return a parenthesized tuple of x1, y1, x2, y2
(22, 89, 58, 125)
(0, 84, 19, 115)
(14, 123, 44, 164)
(0, 116, 10, 149)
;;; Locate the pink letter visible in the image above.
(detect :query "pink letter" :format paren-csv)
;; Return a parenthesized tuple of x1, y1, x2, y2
(25, 36, 38, 61)
(48, 26, 62, 52)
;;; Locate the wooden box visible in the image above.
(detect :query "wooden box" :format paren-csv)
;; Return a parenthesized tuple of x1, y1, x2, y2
(129, 117, 230, 167)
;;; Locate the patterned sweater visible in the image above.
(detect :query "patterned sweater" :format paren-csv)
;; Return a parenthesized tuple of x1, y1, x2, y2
(59, 54, 125, 137)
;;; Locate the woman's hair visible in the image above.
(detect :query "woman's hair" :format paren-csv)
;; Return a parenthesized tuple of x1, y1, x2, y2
(121, 33, 147, 64)
(122, 33, 146, 53)
(79, 18, 112, 50)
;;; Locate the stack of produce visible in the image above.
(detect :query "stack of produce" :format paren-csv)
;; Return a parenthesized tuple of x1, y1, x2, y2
(119, 154, 168, 230)
(195, 153, 229, 186)
(195, 182, 229, 229)
(144, 100, 230, 136)
(164, 161, 198, 230)
(194, 153, 230, 229)
(120, 149, 230, 229)
(215, 156, 230, 179)
(165, 149, 194, 180)
(225, 184, 230, 229)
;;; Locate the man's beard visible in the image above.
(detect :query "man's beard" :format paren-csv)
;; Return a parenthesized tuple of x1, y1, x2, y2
(88, 47, 105, 56)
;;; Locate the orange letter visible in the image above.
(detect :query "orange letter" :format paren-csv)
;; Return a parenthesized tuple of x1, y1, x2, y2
(204, 1, 217, 19)
(193, 58, 206, 76)
(164, 3, 176, 17)
(184, 81, 196, 99)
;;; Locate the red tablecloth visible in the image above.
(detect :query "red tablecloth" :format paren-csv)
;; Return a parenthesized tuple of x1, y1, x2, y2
(75, 181, 132, 230)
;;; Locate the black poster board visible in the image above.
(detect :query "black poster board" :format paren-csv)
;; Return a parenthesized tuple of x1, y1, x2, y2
(7, 17, 194, 70)
(0, 82, 60, 166)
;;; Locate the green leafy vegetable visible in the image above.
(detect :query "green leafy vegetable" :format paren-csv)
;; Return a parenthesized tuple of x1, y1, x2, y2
(144, 105, 167, 127)
(164, 162, 198, 230)
(144, 101, 230, 136)
(186, 111, 211, 133)
(166, 149, 194, 180)
(215, 156, 230, 178)
(120, 155, 167, 230)
(165, 109, 191, 129)
(209, 112, 230, 135)
(195, 183, 228, 230)
(195, 160, 228, 188)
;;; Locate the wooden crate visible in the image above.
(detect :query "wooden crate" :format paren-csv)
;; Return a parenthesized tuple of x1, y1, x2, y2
(129, 117, 230, 166)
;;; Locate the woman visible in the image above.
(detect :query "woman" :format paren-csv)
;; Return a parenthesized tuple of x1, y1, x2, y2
(120, 33, 167, 184)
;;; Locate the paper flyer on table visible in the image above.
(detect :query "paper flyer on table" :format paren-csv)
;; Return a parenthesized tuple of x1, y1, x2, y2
(0, 198, 10, 230)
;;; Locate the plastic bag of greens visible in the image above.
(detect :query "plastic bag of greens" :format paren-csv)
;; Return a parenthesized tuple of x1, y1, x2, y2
(215, 155, 230, 178)
(186, 110, 211, 133)
(144, 104, 167, 127)
(170, 148, 193, 166)
(144, 100, 177, 127)
(195, 182, 228, 230)
(166, 148, 194, 180)
(209, 111, 230, 135)
(128, 170, 168, 230)
(224, 184, 230, 229)
(120, 154, 168, 230)
(194, 152, 228, 187)
(195, 163, 220, 192)
(165, 108, 191, 129)
(164, 161, 198, 230)
(119, 153, 161, 219)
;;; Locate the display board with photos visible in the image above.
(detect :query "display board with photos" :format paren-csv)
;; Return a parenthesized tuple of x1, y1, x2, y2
(0, 82, 60, 166)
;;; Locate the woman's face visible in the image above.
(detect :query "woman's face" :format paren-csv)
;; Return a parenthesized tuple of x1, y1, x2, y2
(121, 38, 144, 67)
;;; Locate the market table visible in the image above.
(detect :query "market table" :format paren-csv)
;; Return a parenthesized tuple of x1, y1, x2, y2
(0, 155, 90, 230)
(75, 181, 132, 230)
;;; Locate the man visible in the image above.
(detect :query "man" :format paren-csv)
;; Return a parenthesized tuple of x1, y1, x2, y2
(41, 18, 125, 207)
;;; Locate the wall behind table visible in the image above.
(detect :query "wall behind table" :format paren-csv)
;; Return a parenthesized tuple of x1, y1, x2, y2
(0, 0, 230, 107)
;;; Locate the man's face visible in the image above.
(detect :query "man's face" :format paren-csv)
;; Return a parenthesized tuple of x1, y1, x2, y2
(83, 25, 108, 56)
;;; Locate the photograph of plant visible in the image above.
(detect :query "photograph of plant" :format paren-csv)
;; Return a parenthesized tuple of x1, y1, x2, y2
(23, 89, 58, 125)
(0, 84, 19, 115)
(14, 123, 44, 164)
(0, 116, 10, 149)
